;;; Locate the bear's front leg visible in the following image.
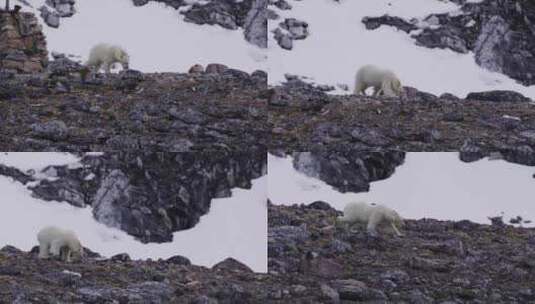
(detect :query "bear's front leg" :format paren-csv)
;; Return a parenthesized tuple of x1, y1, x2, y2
(367, 212, 382, 236)
(390, 222, 404, 237)
(38, 241, 50, 259)
(50, 239, 64, 259)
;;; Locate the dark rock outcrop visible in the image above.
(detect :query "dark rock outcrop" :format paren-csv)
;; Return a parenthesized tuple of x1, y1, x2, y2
(0, 152, 266, 243)
(362, 0, 535, 86)
(291, 151, 406, 193)
(0, 11, 48, 73)
(466, 90, 532, 103)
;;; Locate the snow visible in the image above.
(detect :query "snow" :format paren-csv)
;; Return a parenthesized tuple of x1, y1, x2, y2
(0, 155, 267, 273)
(268, 153, 535, 227)
(24, 0, 266, 73)
(267, 0, 535, 99)
(0, 152, 80, 172)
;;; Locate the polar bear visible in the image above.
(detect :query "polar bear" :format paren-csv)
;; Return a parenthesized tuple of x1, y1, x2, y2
(354, 65, 402, 97)
(337, 201, 404, 237)
(85, 43, 130, 74)
(37, 226, 83, 262)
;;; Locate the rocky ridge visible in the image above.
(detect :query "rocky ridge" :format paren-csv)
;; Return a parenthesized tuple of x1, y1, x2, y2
(0, 245, 274, 303)
(0, 58, 268, 152)
(269, 79, 535, 161)
(268, 202, 535, 303)
(0, 151, 266, 243)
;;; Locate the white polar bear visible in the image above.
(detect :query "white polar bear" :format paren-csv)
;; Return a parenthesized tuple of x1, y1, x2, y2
(337, 201, 404, 237)
(37, 226, 83, 262)
(354, 64, 402, 97)
(85, 43, 130, 74)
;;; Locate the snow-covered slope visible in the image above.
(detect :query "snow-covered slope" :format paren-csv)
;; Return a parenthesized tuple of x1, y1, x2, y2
(268, 153, 535, 226)
(267, 0, 535, 99)
(24, 0, 266, 73)
(0, 153, 267, 272)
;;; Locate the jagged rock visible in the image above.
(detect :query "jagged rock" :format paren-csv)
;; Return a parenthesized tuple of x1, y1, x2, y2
(182, 0, 251, 30)
(47, 55, 83, 76)
(45, 0, 76, 18)
(0, 11, 48, 73)
(280, 18, 308, 40)
(362, 15, 418, 33)
(110, 253, 131, 262)
(243, 0, 267, 48)
(188, 64, 204, 74)
(39, 6, 60, 28)
(212, 257, 254, 273)
(205, 63, 228, 74)
(273, 28, 293, 50)
(291, 151, 405, 193)
(465, 90, 532, 103)
(30, 120, 69, 141)
(166, 255, 191, 265)
(132, 0, 149, 6)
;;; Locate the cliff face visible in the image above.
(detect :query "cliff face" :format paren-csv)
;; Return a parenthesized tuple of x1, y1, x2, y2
(0, 152, 266, 243)
(0, 11, 48, 73)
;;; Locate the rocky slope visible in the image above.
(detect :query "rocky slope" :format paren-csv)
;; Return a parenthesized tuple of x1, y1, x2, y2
(0, 151, 266, 243)
(362, 0, 535, 86)
(269, 202, 535, 303)
(269, 79, 535, 158)
(0, 245, 274, 303)
(0, 62, 268, 152)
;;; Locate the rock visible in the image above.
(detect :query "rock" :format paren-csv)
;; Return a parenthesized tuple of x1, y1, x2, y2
(243, 0, 267, 48)
(39, 6, 60, 28)
(212, 257, 254, 273)
(332, 279, 387, 301)
(0, 12, 48, 73)
(110, 253, 131, 262)
(273, 28, 293, 50)
(292, 151, 405, 193)
(205, 63, 228, 74)
(188, 64, 204, 74)
(30, 120, 69, 141)
(307, 201, 333, 211)
(320, 284, 340, 303)
(133, 0, 149, 6)
(166, 255, 191, 266)
(465, 90, 531, 103)
(280, 18, 309, 40)
(183, 1, 240, 30)
(362, 15, 418, 33)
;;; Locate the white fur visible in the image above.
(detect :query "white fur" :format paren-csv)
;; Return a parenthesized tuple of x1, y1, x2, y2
(37, 226, 83, 262)
(354, 65, 402, 97)
(337, 201, 404, 236)
(85, 43, 130, 74)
